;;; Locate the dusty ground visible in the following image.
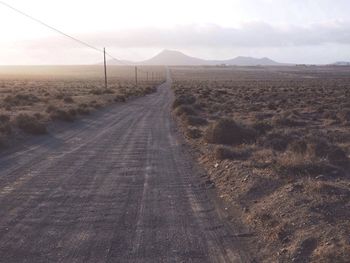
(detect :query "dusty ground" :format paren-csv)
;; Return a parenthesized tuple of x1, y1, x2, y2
(0, 65, 164, 148)
(0, 71, 253, 262)
(171, 65, 350, 263)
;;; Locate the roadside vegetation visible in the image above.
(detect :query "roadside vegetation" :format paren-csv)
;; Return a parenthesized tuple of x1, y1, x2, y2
(171, 66, 350, 262)
(0, 65, 165, 149)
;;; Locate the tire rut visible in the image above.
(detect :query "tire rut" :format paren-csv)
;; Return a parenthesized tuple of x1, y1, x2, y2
(0, 70, 251, 263)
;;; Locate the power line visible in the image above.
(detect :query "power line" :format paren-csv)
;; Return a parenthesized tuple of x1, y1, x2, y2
(0, 1, 103, 54)
(0, 0, 143, 68)
(0, 0, 163, 82)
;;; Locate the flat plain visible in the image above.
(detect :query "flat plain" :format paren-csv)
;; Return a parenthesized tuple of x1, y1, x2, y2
(0, 65, 164, 147)
(171, 65, 350, 262)
(0, 65, 349, 262)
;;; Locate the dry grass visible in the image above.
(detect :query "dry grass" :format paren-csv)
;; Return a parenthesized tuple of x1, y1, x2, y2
(171, 65, 350, 263)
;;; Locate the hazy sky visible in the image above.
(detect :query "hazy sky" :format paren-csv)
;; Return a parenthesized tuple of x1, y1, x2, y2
(0, 0, 349, 64)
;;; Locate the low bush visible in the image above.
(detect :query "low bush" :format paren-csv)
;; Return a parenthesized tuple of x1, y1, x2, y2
(16, 114, 47, 134)
(144, 86, 157, 94)
(0, 114, 10, 123)
(204, 118, 257, 145)
(50, 109, 76, 122)
(114, 95, 126, 102)
(0, 113, 12, 135)
(77, 106, 91, 115)
(63, 96, 74, 103)
(263, 133, 291, 152)
(172, 94, 196, 108)
(252, 121, 273, 135)
(214, 146, 250, 160)
(46, 105, 57, 113)
(186, 128, 202, 139)
(272, 113, 304, 127)
(183, 115, 208, 126)
(306, 139, 331, 158)
(174, 105, 196, 116)
(327, 147, 349, 167)
(336, 109, 350, 123)
(4, 94, 40, 106)
(288, 140, 308, 155)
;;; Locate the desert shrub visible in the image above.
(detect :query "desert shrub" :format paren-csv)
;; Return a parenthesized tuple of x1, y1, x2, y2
(183, 115, 208, 126)
(336, 109, 350, 123)
(77, 106, 90, 115)
(186, 128, 202, 139)
(0, 114, 11, 135)
(46, 105, 58, 113)
(322, 110, 337, 120)
(288, 140, 308, 155)
(327, 147, 349, 167)
(104, 89, 115, 94)
(55, 93, 65, 99)
(277, 138, 349, 176)
(214, 146, 250, 160)
(253, 121, 273, 135)
(306, 139, 331, 158)
(144, 86, 157, 94)
(275, 149, 333, 177)
(0, 124, 11, 135)
(90, 101, 102, 109)
(90, 88, 115, 95)
(174, 105, 196, 116)
(4, 94, 40, 106)
(272, 113, 304, 127)
(193, 103, 203, 110)
(0, 135, 7, 148)
(0, 114, 10, 123)
(267, 102, 278, 110)
(114, 95, 126, 102)
(63, 96, 74, 103)
(79, 103, 88, 108)
(204, 118, 257, 145)
(16, 114, 47, 134)
(50, 109, 75, 122)
(173, 95, 196, 108)
(263, 133, 291, 151)
(89, 89, 103, 95)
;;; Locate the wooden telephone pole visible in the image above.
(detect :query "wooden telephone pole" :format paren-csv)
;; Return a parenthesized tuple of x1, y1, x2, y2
(135, 66, 138, 86)
(103, 48, 107, 89)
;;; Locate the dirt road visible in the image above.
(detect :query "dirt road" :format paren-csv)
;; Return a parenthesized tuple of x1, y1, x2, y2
(0, 71, 251, 262)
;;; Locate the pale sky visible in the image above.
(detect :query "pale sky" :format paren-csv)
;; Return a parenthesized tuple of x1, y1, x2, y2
(0, 0, 349, 64)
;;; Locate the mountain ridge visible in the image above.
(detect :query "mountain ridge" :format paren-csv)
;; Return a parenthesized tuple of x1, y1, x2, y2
(106, 49, 286, 66)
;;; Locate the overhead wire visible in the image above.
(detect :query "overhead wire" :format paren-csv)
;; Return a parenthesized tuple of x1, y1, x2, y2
(0, 0, 153, 76)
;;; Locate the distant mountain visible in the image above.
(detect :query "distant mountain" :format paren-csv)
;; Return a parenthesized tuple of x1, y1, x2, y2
(139, 50, 206, 65)
(105, 49, 284, 66)
(221, 56, 280, 66)
(140, 50, 283, 66)
(333, 61, 350, 66)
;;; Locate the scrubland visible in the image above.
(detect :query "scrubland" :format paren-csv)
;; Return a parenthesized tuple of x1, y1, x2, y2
(171, 66, 350, 262)
(0, 65, 164, 148)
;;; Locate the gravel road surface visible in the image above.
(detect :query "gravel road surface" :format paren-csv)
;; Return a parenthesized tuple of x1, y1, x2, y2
(0, 71, 251, 262)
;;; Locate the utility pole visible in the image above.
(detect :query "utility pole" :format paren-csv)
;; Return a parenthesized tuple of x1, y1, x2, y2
(135, 66, 138, 86)
(152, 72, 154, 82)
(147, 72, 149, 82)
(103, 48, 107, 89)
